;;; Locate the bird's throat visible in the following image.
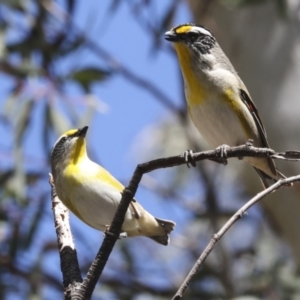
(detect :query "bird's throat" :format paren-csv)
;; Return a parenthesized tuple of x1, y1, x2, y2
(174, 43, 206, 106)
(71, 138, 87, 164)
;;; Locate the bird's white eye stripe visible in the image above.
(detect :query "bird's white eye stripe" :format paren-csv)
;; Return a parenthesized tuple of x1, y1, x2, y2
(190, 27, 212, 37)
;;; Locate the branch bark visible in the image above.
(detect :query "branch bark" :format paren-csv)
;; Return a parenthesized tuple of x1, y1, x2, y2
(49, 174, 83, 300)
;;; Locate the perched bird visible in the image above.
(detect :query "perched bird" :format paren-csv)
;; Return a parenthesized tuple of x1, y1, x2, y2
(165, 23, 288, 188)
(51, 126, 175, 245)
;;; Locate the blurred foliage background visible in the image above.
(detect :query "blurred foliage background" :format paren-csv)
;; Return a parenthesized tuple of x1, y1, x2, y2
(0, 0, 300, 299)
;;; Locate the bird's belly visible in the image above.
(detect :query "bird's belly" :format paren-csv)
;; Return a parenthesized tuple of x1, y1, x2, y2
(189, 96, 248, 148)
(58, 178, 132, 232)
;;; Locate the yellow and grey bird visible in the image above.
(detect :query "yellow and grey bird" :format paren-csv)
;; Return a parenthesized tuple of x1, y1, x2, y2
(165, 23, 288, 188)
(50, 126, 175, 245)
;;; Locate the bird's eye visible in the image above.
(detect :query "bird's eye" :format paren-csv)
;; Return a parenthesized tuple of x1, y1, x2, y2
(188, 32, 198, 41)
(61, 136, 68, 142)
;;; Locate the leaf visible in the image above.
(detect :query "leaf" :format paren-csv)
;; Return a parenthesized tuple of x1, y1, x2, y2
(1, 0, 26, 11)
(13, 147, 26, 202)
(0, 170, 14, 186)
(15, 99, 34, 146)
(47, 101, 71, 135)
(70, 67, 111, 92)
(22, 193, 47, 250)
(43, 101, 70, 161)
(0, 29, 6, 59)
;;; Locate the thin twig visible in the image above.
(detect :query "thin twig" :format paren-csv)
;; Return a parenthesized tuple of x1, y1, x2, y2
(171, 174, 300, 300)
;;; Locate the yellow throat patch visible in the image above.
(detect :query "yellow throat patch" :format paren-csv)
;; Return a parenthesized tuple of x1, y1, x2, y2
(173, 43, 206, 107)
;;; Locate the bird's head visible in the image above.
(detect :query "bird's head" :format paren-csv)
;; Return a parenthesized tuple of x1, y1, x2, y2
(51, 126, 89, 171)
(165, 23, 216, 57)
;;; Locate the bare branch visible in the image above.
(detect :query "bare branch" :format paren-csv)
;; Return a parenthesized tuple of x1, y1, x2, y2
(49, 144, 297, 298)
(49, 174, 82, 299)
(171, 174, 300, 300)
(272, 150, 300, 161)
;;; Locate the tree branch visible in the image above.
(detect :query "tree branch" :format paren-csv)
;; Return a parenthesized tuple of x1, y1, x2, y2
(49, 174, 83, 300)
(49, 144, 298, 299)
(171, 174, 300, 300)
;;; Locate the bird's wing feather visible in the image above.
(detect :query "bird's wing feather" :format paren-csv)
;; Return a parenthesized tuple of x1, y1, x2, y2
(95, 164, 140, 218)
(239, 88, 277, 175)
(95, 166, 125, 192)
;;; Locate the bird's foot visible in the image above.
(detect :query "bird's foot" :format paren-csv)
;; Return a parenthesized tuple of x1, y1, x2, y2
(245, 139, 254, 147)
(104, 225, 127, 239)
(183, 149, 197, 168)
(216, 144, 230, 165)
(119, 232, 128, 239)
(237, 140, 254, 160)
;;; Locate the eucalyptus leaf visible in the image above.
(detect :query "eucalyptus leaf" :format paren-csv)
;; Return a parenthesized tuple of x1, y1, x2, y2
(70, 67, 111, 92)
(15, 99, 34, 146)
(48, 101, 71, 135)
(22, 193, 47, 250)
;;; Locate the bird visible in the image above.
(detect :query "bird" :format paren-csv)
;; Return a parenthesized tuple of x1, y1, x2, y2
(50, 126, 175, 245)
(165, 23, 288, 189)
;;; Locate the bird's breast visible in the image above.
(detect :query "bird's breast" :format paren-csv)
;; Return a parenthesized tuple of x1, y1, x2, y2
(188, 90, 256, 148)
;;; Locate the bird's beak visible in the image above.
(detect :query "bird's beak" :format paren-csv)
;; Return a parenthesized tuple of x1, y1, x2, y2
(165, 30, 178, 42)
(77, 126, 88, 138)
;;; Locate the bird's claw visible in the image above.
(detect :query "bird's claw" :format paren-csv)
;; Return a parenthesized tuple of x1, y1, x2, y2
(246, 139, 254, 147)
(183, 149, 197, 168)
(104, 225, 127, 239)
(216, 144, 230, 165)
(119, 232, 128, 238)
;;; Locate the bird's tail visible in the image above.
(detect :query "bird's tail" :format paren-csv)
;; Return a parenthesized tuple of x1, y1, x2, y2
(148, 218, 176, 246)
(254, 167, 292, 189)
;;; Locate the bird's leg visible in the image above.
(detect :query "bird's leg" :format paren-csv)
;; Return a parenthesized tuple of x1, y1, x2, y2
(104, 225, 127, 239)
(245, 139, 254, 147)
(183, 149, 197, 168)
(216, 144, 230, 165)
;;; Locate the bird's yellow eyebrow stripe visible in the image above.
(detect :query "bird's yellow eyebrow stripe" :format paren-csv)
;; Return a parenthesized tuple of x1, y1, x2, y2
(65, 129, 78, 136)
(175, 25, 192, 34)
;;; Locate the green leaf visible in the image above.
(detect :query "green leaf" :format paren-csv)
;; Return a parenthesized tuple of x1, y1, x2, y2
(13, 147, 26, 202)
(15, 99, 34, 146)
(0, 170, 14, 186)
(22, 193, 47, 250)
(0, 0, 27, 11)
(70, 67, 111, 92)
(47, 101, 71, 135)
